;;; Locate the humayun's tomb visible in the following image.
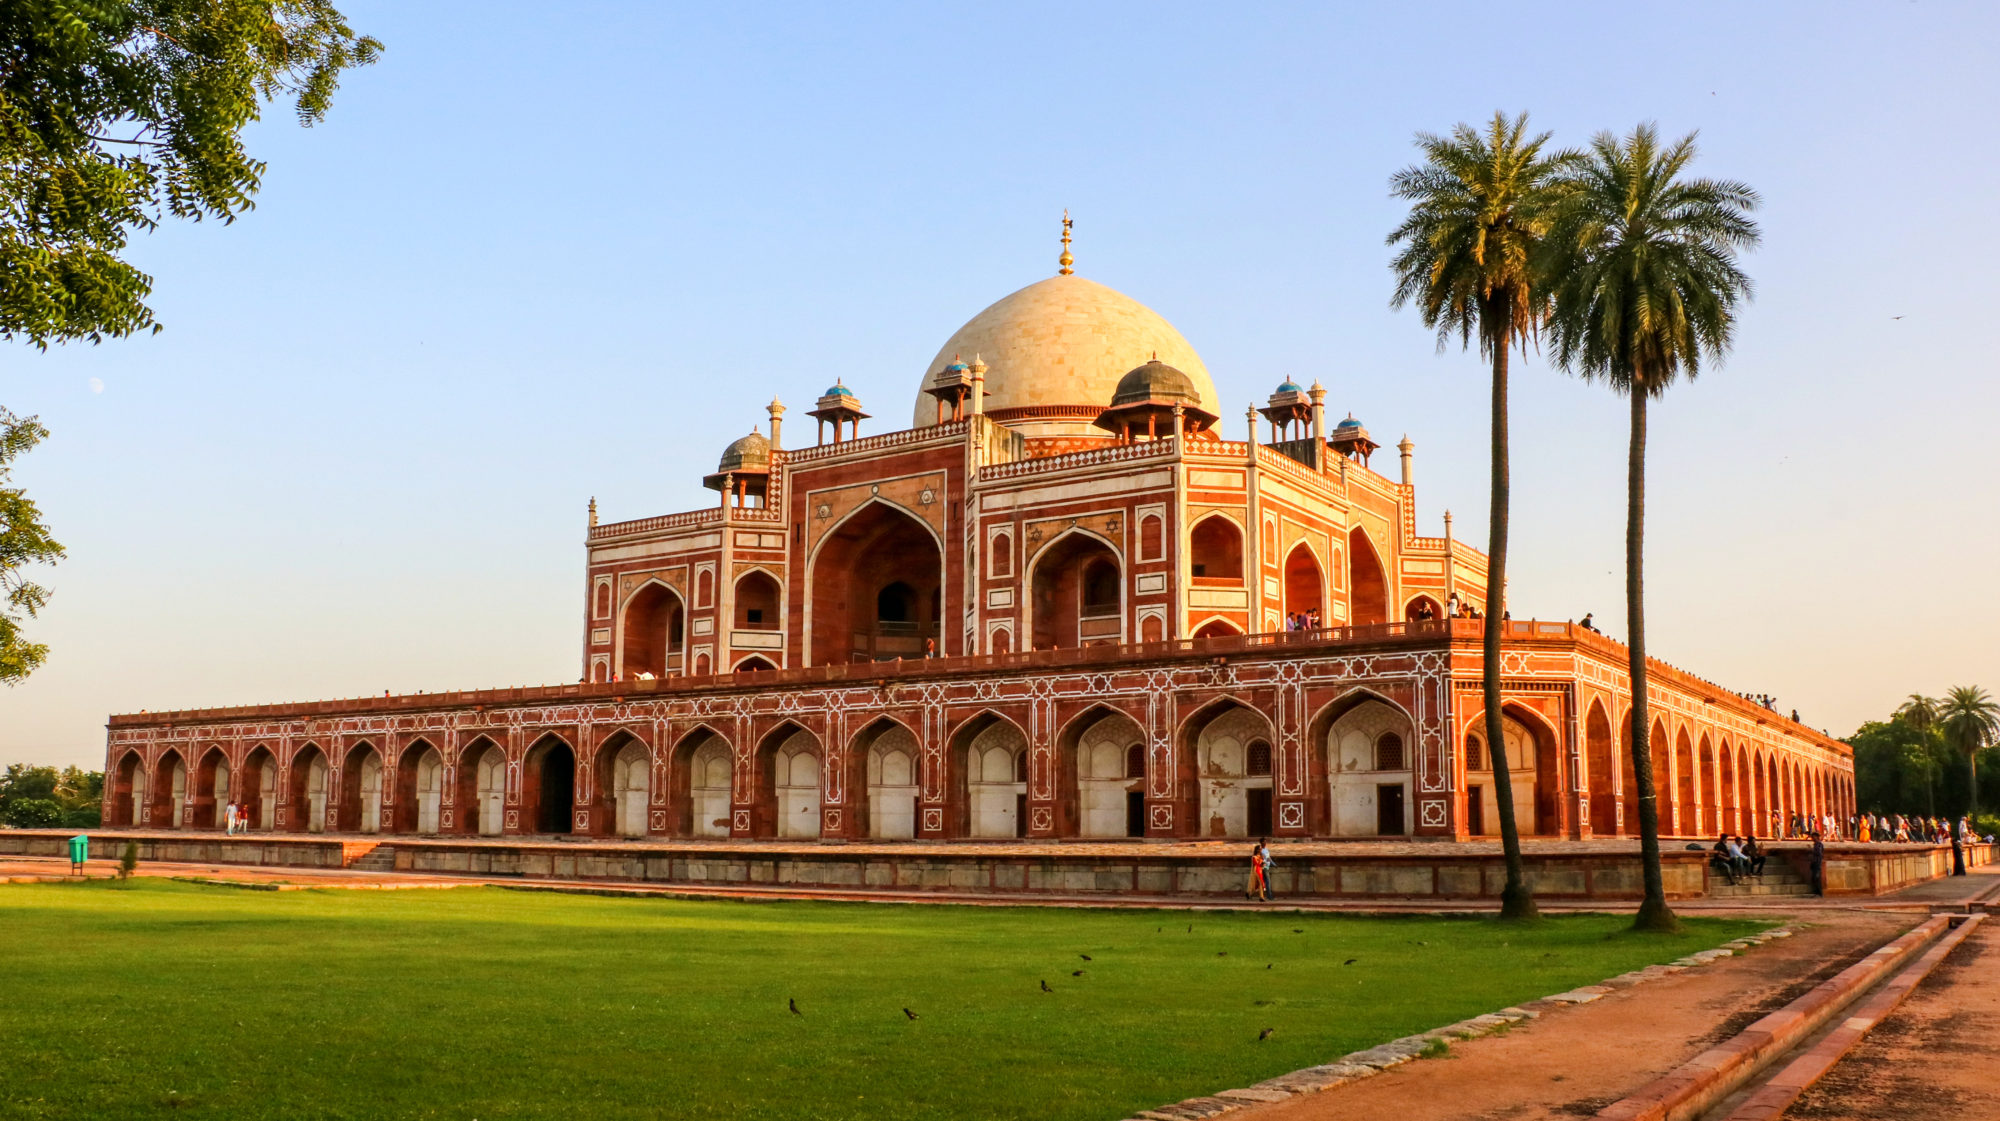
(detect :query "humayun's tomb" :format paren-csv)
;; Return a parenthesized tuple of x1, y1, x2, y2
(96, 226, 1856, 872)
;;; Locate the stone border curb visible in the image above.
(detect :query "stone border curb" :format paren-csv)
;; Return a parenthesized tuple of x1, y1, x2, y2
(1115, 925, 1796, 1121)
(1593, 916, 1948, 1121)
(1719, 914, 1985, 1121)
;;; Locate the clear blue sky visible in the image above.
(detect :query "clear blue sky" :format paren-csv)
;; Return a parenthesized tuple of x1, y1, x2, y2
(5, 2, 1996, 768)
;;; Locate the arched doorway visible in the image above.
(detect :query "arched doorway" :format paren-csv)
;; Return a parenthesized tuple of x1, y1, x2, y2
(523, 736, 575, 834)
(1585, 702, 1617, 836)
(110, 751, 144, 827)
(243, 746, 276, 830)
(753, 725, 821, 838)
(339, 743, 384, 833)
(855, 719, 919, 840)
(1030, 531, 1122, 649)
(621, 582, 685, 678)
(456, 737, 506, 836)
(1697, 736, 1717, 835)
(951, 715, 1027, 838)
(1061, 707, 1148, 838)
(1324, 698, 1415, 836)
(1189, 516, 1244, 582)
(676, 729, 732, 838)
(734, 570, 782, 634)
(1720, 743, 1739, 834)
(1674, 730, 1696, 836)
(290, 746, 329, 833)
(395, 740, 445, 834)
(733, 655, 777, 673)
(1283, 543, 1323, 627)
(1649, 721, 1672, 835)
(1181, 701, 1276, 839)
(1462, 709, 1554, 837)
(154, 752, 187, 828)
(1403, 594, 1443, 622)
(601, 735, 650, 837)
(1347, 527, 1389, 626)
(1192, 618, 1243, 640)
(809, 502, 943, 664)
(195, 747, 230, 830)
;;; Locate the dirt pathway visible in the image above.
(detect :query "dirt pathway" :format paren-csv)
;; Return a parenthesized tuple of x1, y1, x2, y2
(1229, 910, 1917, 1121)
(1780, 918, 2000, 1121)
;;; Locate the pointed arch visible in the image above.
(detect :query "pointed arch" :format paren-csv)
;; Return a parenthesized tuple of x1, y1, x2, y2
(1347, 526, 1389, 626)
(752, 721, 822, 839)
(1585, 699, 1617, 836)
(242, 744, 277, 831)
(1282, 540, 1325, 625)
(394, 736, 446, 834)
(591, 728, 653, 837)
(620, 578, 686, 679)
(1188, 513, 1244, 582)
(288, 743, 330, 833)
(522, 732, 576, 834)
(1028, 527, 1124, 650)
(733, 568, 782, 633)
(951, 710, 1032, 838)
(808, 499, 946, 665)
(456, 735, 507, 836)
(151, 747, 188, 829)
(669, 723, 733, 838)
(110, 749, 145, 827)
(194, 745, 231, 830)
(338, 740, 385, 833)
(1057, 703, 1149, 838)
(851, 715, 921, 839)
(1402, 594, 1443, 622)
(1178, 695, 1276, 839)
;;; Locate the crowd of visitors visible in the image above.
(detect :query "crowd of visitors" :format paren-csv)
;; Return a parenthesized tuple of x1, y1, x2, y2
(1282, 609, 1322, 632)
(1708, 833, 1768, 884)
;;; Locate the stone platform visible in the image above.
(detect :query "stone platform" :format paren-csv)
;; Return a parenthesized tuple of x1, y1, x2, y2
(4, 831, 1987, 903)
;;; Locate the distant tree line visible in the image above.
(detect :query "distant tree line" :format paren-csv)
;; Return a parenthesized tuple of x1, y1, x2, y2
(0, 762, 102, 828)
(1851, 687, 2000, 832)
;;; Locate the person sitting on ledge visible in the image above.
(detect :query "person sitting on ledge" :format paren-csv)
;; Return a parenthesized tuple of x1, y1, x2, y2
(1579, 612, 1598, 632)
(1710, 834, 1741, 885)
(1742, 834, 1767, 877)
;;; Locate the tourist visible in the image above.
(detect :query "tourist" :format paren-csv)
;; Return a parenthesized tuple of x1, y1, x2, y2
(1710, 834, 1741, 885)
(1809, 832, 1826, 895)
(1256, 838, 1275, 902)
(1743, 834, 1767, 878)
(223, 801, 237, 835)
(924, 638, 936, 659)
(1244, 842, 1265, 901)
(1579, 612, 1597, 633)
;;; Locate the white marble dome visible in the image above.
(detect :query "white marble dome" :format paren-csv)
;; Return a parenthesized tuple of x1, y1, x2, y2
(915, 274, 1216, 433)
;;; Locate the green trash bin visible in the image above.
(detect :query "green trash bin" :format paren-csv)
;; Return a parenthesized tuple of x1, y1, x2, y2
(69, 834, 88, 875)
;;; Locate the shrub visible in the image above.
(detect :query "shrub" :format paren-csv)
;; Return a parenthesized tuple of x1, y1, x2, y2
(63, 806, 101, 829)
(118, 841, 138, 879)
(3, 798, 64, 828)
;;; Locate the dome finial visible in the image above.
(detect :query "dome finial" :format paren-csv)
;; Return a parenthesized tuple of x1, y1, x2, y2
(1058, 209, 1074, 276)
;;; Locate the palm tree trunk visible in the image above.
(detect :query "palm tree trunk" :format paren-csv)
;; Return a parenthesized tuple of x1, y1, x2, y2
(1969, 747, 1979, 822)
(1626, 382, 1677, 932)
(1484, 336, 1537, 921)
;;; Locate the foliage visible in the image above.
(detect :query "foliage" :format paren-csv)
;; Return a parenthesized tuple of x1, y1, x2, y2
(0, 0, 382, 346)
(0, 412, 64, 683)
(117, 839, 137, 877)
(0, 762, 105, 812)
(0, 882, 1765, 1121)
(1386, 111, 1575, 923)
(64, 803, 100, 828)
(3, 795, 62, 826)
(1544, 123, 1761, 934)
(1938, 686, 2000, 820)
(1852, 691, 2000, 820)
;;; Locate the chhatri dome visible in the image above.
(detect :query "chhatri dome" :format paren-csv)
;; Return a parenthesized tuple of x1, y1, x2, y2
(913, 215, 1217, 435)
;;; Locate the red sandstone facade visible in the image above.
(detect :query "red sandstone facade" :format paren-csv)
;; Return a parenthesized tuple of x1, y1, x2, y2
(101, 255, 1854, 844)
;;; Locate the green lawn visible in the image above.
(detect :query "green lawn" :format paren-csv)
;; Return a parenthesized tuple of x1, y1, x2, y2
(0, 881, 1763, 1120)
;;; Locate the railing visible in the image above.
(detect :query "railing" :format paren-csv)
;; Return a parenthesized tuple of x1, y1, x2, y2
(979, 438, 1177, 481)
(784, 419, 969, 464)
(589, 507, 722, 540)
(106, 619, 1846, 757)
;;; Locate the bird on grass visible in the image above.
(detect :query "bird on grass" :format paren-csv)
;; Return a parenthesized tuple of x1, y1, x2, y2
(1217, 951, 1227, 957)
(903, 1007, 919, 1021)
(1343, 958, 1358, 965)
(1266, 964, 1273, 970)
(1040, 980, 1053, 993)
(1071, 970, 1085, 977)
(1292, 928, 1304, 934)
(1258, 1028, 1274, 1042)
(789, 998, 802, 1016)
(1079, 954, 1092, 961)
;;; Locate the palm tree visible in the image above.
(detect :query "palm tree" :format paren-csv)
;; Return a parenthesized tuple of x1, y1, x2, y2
(1938, 686, 1999, 821)
(1896, 693, 1942, 815)
(1546, 124, 1760, 932)
(1388, 111, 1574, 922)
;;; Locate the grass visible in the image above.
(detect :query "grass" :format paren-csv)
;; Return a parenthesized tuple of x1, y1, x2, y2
(0, 881, 1765, 1120)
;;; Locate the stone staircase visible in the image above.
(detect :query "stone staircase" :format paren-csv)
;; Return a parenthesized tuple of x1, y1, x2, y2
(1706, 853, 1814, 899)
(342, 842, 397, 873)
